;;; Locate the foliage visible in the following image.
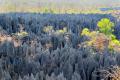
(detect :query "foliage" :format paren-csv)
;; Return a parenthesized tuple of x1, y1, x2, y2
(81, 28, 90, 36)
(81, 18, 120, 52)
(0, 13, 120, 80)
(14, 31, 28, 39)
(97, 18, 114, 35)
(43, 26, 53, 33)
(55, 27, 67, 35)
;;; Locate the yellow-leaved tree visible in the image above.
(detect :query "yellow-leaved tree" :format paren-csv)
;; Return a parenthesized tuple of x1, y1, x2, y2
(81, 18, 120, 53)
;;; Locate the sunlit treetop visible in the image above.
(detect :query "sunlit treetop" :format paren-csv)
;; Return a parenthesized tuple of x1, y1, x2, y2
(81, 18, 120, 52)
(55, 27, 67, 35)
(97, 18, 115, 35)
(43, 26, 53, 33)
(16, 31, 28, 37)
(81, 28, 90, 36)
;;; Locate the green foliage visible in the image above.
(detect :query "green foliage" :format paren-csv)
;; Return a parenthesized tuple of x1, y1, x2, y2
(81, 28, 90, 36)
(43, 26, 67, 35)
(55, 27, 67, 35)
(97, 18, 115, 35)
(13, 31, 28, 39)
(44, 8, 49, 13)
(43, 26, 53, 33)
(81, 18, 120, 52)
(109, 34, 116, 40)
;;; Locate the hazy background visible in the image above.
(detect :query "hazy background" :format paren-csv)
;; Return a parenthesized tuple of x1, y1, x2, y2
(0, 0, 120, 13)
(0, 0, 120, 7)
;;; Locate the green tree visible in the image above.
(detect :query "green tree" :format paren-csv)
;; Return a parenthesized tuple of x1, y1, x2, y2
(97, 18, 114, 36)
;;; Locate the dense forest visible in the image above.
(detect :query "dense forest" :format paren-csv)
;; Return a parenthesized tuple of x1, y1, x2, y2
(0, 13, 120, 80)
